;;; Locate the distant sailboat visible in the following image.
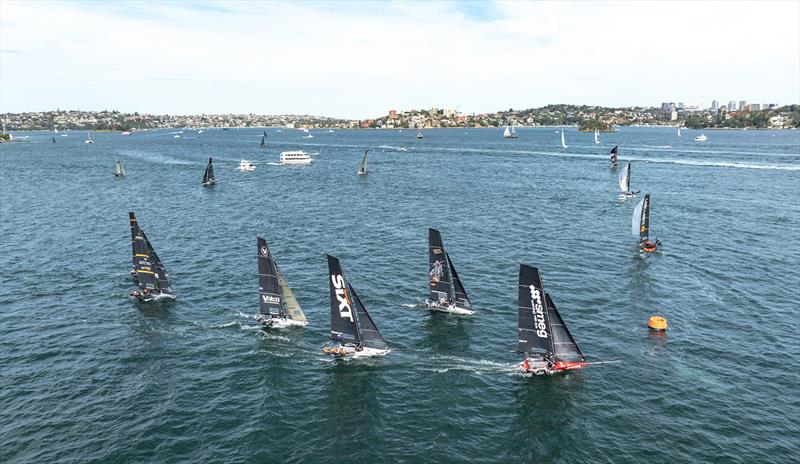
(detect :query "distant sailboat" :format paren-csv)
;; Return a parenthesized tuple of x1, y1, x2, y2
(417, 131, 424, 139)
(618, 162, 638, 197)
(202, 157, 216, 186)
(114, 160, 126, 177)
(560, 130, 567, 149)
(632, 194, 660, 253)
(52, 135, 56, 144)
(518, 264, 586, 375)
(677, 127, 682, 137)
(610, 145, 619, 168)
(357, 150, 368, 175)
(425, 228, 474, 315)
(85, 132, 93, 144)
(503, 125, 518, 138)
(322, 255, 390, 357)
(694, 133, 708, 142)
(594, 129, 600, 144)
(128, 212, 175, 302)
(261, 130, 267, 148)
(255, 237, 308, 328)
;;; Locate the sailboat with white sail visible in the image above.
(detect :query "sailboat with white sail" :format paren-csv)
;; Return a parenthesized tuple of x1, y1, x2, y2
(357, 150, 368, 175)
(560, 130, 567, 149)
(503, 125, 518, 139)
(255, 237, 308, 328)
(632, 194, 660, 253)
(114, 160, 126, 177)
(425, 228, 474, 315)
(85, 132, 93, 144)
(677, 127, 682, 137)
(202, 157, 216, 186)
(128, 212, 175, 302)
(618, 161, 639, 197)
(323, 255, 390, 357)
(594, 129, 600, 144)
(518, 264, 586, 375)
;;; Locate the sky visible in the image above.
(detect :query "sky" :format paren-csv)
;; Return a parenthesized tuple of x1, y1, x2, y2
(1, 0, 798, 118)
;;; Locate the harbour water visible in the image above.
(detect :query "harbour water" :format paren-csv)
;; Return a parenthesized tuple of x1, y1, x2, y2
(1, 127, 799, 462)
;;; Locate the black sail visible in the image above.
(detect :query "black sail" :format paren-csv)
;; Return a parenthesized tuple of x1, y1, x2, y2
(545, 293, 585, 363)
(260, 134, 266, 148)
(202, 157, 215, 184)
(257, 237, 284, 317)
(132, 227, 158, 291)
(428, 228, 453, 301)
(639, 193, 651, 243)
(626, 162, 631, 192)
(327, 255, 360, 343)
(446, 251, 471, 308)
(349, 284, 388, 349)
(358, 150, 368, 174)
(517, 264, 554, 355)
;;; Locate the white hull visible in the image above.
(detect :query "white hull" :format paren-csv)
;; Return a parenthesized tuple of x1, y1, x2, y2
(324, 344, 390, 358)
(281, 159, 312, 165)
(425, 300, 475, 315)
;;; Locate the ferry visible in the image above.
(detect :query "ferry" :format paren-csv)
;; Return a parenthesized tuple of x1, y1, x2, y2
(280, 150, 312, 165)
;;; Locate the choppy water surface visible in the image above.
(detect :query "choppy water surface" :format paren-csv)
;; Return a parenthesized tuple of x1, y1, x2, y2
(1, 127, 799, 463)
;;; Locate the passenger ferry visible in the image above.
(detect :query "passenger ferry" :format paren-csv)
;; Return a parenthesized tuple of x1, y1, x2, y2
(280, 150, 312, 165)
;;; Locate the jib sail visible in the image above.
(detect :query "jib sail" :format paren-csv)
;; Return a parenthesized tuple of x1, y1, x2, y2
(545, 293, 585, 363)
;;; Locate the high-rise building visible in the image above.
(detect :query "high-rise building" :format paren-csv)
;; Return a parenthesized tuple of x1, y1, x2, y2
(739, 100, 748, 111)
(728, 101, 737, 111)
(711, 100, 719, 111)
(661, 102, 672, 111)
(677, 102, 685, 109)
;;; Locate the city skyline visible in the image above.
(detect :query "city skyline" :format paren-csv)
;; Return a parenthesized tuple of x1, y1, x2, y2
(1, 0, 798, 119)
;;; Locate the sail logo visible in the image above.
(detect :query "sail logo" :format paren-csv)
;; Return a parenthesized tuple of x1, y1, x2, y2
(331, 274, 354, 322)
(529, 285, 548, 338)
(430, 260, 443, 283)
(262, 295, 280, 304)
(432, 247, 443, 255)
(260, 246, 268, 256)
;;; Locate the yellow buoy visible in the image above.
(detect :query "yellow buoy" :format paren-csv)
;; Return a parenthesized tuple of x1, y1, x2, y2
(648, 316, 668, 331)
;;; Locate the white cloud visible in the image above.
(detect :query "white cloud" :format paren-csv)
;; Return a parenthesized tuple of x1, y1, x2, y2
(1, 0, 797, 117)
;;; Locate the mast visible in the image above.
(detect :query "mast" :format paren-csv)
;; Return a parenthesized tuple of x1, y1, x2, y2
(446, 251, 471, 309)
(428, 228, 453, 302)
(545, 293, 585, 363)
(349, 284, 388, 349)
(517, 264, 554, 356)
(257, 237, 284, 318)
(327, 255, 360, 344)
(358, 150, 368, 175)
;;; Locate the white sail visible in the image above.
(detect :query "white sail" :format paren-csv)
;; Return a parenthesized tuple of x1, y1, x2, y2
(595, 129, 600, 144)
(677, 127, 682, 137)
(560, 130, 567, 149)
(618, 163, 630, 192)
(503, 126, 511, 137)
(632, 198, 644, 236)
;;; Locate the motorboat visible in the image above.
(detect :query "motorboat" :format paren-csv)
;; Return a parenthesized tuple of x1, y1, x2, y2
(237, 160, 256, 171)
(280, 150, 312, 165)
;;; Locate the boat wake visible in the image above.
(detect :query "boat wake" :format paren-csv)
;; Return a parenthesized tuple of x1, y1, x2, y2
(421, 355, 518, 375)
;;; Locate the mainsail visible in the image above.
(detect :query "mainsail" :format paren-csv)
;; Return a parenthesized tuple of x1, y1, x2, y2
(594, 129, 600, 144)
(130, 214, 173, 296)
(428, 228, 453, 302)
(632, 194, 651, 243)
(202, 157, 215, 185)
(618, 162, 631, 193)
(560, 130, 567, 149)
(327, 255, 360, 344)
(261, 130, 267, 148)
(257, 238, 284, 318)
(503, 126, 511, 137)
(545, 293, 585, 363)
(358, 150, 368, 175)
(517, 264, 553, 355)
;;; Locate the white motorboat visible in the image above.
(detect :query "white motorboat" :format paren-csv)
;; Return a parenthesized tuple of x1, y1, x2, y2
(694, 133, 708, 141)
(237, 160, 256, 171)
(280, 150, 312, 165)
